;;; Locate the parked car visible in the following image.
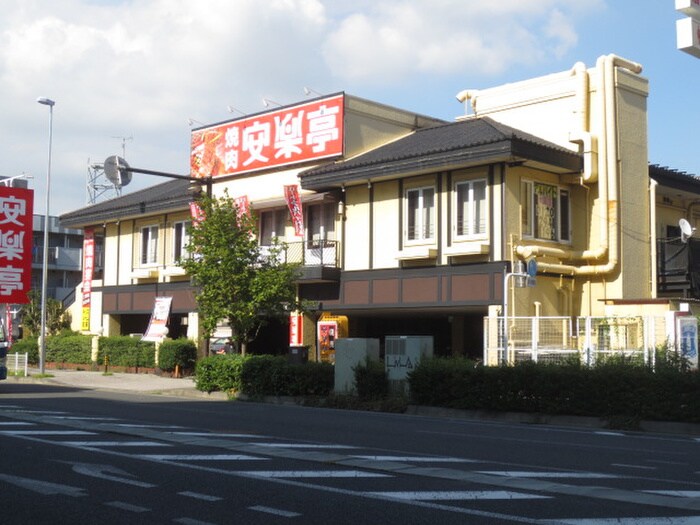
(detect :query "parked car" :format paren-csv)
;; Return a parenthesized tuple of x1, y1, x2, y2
(210, 337, 232, 354)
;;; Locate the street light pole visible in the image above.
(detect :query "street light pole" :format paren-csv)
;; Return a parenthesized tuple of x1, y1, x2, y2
(37, 96, 55, 375)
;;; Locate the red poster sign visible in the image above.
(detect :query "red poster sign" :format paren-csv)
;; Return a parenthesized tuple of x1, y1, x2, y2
(190, 94, 344, 178)
(234, 195, 250, 218)
(289, 314, 303, 347)
(284, 185, 304, 237)
(0, 186, 33, 304)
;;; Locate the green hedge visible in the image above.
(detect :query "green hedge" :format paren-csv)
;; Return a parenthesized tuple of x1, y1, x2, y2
(97, 336, 155, 368)
(408, 357, 700, 424)
(353, 359, 388, 400)
(10, 338, 38, 365)
(46, 332, 93, 364)
(158, 338, 197, 372)
(195, 354, 333, 397)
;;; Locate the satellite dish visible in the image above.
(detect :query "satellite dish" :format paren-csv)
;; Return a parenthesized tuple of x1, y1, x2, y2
(680, 218, 695, 243)
(103, 155, 132, 188)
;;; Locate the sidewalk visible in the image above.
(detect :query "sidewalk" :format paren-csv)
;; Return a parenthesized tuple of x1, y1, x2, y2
(9, 368, 228, 400)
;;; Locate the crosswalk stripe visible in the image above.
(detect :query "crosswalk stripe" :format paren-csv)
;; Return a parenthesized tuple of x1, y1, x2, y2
(367, 491, 551, 501)
(138, 454, 266, 461)
(178, 491, 223, 501)
(0, 430, 96, 436)
(0, 422, 34, 426)
(249, 505, 301, 518)
(170, 432, 269, 438)
(61, 441, 172, 447)
(238, 470, 390, 478)
(249, 443, 357, 449)
(352, 455, 476, 463)
(477, 470, 619, 479)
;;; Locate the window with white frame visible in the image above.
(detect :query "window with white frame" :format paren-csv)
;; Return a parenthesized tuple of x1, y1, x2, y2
(259, 209, 287, 245)
(405, 186, 435, 243)
(172, 221, 191, 262)
(141, 225, 158, 265)
(454, 178, 487, 238)
(521, 180, 570, 242)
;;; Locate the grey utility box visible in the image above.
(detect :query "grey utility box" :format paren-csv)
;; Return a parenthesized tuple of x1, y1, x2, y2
(334, 338, 380, 394)
(385, 335, 434, 394)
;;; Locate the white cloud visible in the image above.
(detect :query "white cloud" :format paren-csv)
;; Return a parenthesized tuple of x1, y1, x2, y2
(0, 0, 604, 215)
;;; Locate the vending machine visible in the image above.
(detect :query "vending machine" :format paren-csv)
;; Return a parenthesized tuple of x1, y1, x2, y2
(317, 313, 348, 363)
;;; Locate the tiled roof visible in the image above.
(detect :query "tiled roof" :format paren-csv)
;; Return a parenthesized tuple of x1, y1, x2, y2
(300, 116, 582, 190)
(649, 164, 700, 193)
(60, 178, 192, 227)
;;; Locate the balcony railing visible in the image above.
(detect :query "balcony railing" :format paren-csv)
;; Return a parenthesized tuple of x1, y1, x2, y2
(32, 246, 104, 271)
(260, 240, 340, 268)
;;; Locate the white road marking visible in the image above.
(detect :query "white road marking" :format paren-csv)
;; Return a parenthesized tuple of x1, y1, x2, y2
(104, 501, 150, 513)
(62, 441, 171, 447)
(170, 432, 269, 438)
(138, 454, 266, 461)
(0, 430, 96, 436)
(113, 424, 185, 429)
(239, 470, 390, 478)
(367, 490, 551, 501)
(46, 416, 120, 421)
(595, 431, 625, 436)
(477, 470, 619, 479)
(643, 490, 700, 498)
(612, 463, 656, 470)
(540, 518, 700, 524)
(249, 442, 357, 449)
(70, 462, 157, 488)
(0, 421, 33, 426)
(0, 473, 86, 497)
(248, 505, 301, 518)
(178, 491, 223, 501)
(352, 455, 477, 463)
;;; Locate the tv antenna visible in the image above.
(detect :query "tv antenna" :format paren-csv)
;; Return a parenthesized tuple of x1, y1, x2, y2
(111, 135, 133, 158)
(680, 218, 696, 243)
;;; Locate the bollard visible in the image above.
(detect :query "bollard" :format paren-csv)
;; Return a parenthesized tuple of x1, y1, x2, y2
(104, 354, 109, 374)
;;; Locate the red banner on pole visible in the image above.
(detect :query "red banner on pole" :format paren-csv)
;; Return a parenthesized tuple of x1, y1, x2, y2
(284, 185, 304, 237)
(81, 228, 95, 332)
(0, 186, 33, 304)
(234, 195, 250, 218)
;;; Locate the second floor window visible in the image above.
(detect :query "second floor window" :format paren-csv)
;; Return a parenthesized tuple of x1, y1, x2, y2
(259, 209, 287, 245)
(173, 221, 190, 262)
(455, 179, 487, 238)
(406, 186, 435, 242)
(141, 225, 158, 265)
(521, 180, 571, 243)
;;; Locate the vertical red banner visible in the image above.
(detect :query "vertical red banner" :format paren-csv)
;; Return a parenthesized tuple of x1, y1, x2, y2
(0, 186, 33, 304)
(289, 314, 303, 346)
(284, 185, 304, 237)
(189, 201, 205, 225)
(81, 228, 94, 332)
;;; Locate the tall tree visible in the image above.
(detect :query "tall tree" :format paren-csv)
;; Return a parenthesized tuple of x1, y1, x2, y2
(180, 191, 301, 354)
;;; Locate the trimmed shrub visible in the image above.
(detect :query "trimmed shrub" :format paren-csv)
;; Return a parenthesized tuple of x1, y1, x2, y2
(195, 354, 246, 393)
(46, 332, 93, 365)
(98, 336, 155, 368)
(158, 338, 197, 372)
(353, 359, 389, 400)
(10, 338, 38, 365)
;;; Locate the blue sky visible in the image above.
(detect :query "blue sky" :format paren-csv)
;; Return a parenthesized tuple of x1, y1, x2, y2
(1, 1, 697, 215)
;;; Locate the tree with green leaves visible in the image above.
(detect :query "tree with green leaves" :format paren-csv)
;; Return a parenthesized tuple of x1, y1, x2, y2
(180, 191, 302, 355)
(19, 289, 72, 337)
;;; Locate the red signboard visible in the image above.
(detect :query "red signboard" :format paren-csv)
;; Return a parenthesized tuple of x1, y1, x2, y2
(190, 94, 344, 178)
(0, 186, 33, 304)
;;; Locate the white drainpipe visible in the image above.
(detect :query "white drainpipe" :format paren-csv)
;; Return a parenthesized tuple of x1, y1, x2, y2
(650, 178, 658, 298)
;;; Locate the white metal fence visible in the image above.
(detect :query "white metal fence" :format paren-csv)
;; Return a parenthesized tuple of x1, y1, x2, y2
(5, 352, 28, 376)
(483, 316, 672, 366)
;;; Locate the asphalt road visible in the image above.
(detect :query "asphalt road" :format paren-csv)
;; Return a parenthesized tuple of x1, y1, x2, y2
(1, 381, 700, 524)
